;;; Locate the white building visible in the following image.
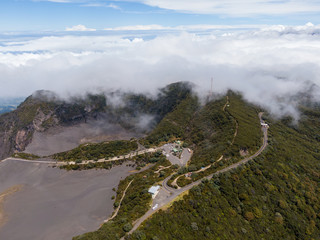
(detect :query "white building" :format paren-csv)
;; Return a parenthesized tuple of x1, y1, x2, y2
(148, 186, 160, 199)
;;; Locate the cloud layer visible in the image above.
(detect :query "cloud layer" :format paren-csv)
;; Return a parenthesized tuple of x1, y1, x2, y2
(65, 24, 96, 31)
(1, 23, 320, 118)
(136, 0, 320, 15)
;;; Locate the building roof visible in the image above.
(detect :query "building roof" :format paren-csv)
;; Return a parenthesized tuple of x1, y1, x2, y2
(148, 186, 160, 195)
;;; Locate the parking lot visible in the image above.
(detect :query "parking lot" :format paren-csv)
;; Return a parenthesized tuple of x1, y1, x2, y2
(160, 143, 192, 166)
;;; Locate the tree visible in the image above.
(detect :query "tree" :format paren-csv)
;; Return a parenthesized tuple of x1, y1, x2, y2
(123, 223, 132, 232)
(244, 212, 254, 221)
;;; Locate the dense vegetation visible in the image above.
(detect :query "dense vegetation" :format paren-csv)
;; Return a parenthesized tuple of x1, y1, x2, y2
(186, 96, 234, 167)
(73, 154, 173, 240)
(127, 104, 320, 240)
(52, 140, 138, 161)
(225, 92, 262, 157)
(142, 94, 199, 146)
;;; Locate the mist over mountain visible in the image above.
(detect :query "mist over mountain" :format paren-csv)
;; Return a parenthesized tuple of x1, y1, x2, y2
(1, 24, 320, 119)
(0, 82, 193, 159)
(2, 0, 320, 239)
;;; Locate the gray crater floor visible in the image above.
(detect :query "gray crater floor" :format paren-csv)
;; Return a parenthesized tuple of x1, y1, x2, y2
(25, 121, 144, 156)
(0, 160, 134, 240)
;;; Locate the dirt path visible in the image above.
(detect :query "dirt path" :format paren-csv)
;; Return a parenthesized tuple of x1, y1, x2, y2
(154, 165, 171, 174)
(171, 96, 235, 188)
(0, 185, 23, 228)
(104, 180, 133, 223)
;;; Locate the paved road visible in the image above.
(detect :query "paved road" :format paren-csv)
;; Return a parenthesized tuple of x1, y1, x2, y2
(1, 158, 58, 165)
(124, 113, 268, 238)
(1, 147, 161, 167)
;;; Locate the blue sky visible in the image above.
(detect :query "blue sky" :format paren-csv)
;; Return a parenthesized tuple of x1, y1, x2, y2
(1, 0, 320, 31)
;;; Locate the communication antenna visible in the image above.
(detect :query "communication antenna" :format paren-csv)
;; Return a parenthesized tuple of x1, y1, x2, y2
(209, 77, 213, 98)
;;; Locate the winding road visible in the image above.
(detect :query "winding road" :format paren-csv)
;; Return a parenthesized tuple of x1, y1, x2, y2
(124, 113, 268, 238)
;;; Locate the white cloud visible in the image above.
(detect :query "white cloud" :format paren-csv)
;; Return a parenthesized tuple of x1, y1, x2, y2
(81, 3, 121, 9)
(128, 0, 320, 15)
(105, 24, 168, 31)
(104, 24, 265, 31)
(65, 25, 96, 31)
(107, 3, 121, 9)
(0, 23, 320, 119)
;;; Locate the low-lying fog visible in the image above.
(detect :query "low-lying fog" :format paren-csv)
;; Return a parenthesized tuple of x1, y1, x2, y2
(1, 23, 320, 119)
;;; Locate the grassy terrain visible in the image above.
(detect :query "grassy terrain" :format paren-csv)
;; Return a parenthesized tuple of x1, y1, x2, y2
(73, 155, 173, 240)
(52, 140, 138, 161)
(127, 104, 320, 240)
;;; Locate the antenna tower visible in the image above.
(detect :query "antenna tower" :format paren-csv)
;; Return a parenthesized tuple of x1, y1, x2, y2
(210, 77, 213, 97)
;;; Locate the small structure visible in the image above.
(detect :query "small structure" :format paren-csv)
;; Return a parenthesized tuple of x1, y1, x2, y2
(148, 186, 160, 199)
(172, 148, 179, 153)
(261, 123, 268, 127)
(185, 172, 192, 178)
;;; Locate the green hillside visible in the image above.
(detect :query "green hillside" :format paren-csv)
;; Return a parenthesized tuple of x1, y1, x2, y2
(127, 103, 320, 240)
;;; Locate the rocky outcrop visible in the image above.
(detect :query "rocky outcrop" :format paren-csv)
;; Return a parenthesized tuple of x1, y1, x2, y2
(0, 91, 108, 159)
(14, 128, 34, 152)
(0, 82, 193, 160)
(33, 109, 59, 132)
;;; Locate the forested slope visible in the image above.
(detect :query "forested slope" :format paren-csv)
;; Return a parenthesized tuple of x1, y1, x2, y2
(127, 104, 320, 240)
